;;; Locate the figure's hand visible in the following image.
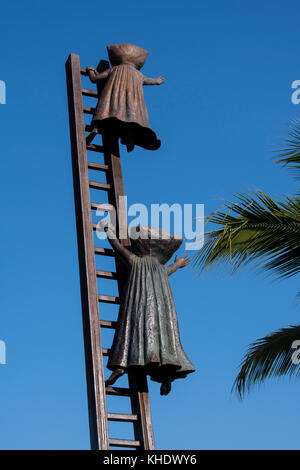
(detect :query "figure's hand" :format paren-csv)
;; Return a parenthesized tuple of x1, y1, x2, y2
(98, 220, 116, 233)
(157, 76, 166, 85)
(175, 254, 190, 269)
(86, 66, 95, 73)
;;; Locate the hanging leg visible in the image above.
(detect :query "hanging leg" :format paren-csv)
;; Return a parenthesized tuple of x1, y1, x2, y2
(86, 127, 99, 145)
(160, 376, 172, 396)
(105, 368, 125, 386)
(126, 130, 135, 152)
(120, 130, 135, 152)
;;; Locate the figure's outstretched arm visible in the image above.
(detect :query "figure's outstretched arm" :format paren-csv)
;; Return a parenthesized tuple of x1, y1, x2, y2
(86, 66, 111, 83)
(103, 225, 134, 268)
(143, 76, 166, 86)
(167, 254, 190, 276)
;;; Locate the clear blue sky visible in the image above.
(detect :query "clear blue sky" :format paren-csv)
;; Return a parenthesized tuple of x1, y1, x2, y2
(1, 0, 300, 450)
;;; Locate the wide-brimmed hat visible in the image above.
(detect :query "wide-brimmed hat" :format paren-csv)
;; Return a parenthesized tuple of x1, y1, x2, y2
(107, 43, 149, 70)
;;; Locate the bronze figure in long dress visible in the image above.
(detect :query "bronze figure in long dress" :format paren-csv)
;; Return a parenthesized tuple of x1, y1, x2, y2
(102, 224, 195, 396)
(86, 43, 165, 152)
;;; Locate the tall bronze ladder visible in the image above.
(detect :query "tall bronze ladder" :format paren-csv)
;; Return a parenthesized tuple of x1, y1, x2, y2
(66, 53, 155, 450)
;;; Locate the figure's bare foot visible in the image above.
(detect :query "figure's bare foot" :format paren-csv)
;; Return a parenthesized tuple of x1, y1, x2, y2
(126, 142, 135, 152)
(86, 127, 98, 145)
(105, 369, 125, 386)
(125, 132, 135, 152)
(160, 377, 172, 396)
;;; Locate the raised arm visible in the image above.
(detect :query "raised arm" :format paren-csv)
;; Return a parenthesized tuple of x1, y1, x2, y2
(104, 226, 134, 268)
(86, 66, 111, 83)
(167, 254, 190, 276)
(143, 76, 166, 86)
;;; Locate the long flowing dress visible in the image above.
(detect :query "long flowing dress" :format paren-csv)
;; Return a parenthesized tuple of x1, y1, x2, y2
(107, 255, 195, 384)
(92, 64, 161, 151)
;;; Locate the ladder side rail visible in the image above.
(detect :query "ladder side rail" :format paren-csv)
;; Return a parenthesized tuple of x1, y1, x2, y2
(66, 53, 109, 450)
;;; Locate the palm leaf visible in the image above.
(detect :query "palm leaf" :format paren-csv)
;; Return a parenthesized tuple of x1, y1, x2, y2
(193, 190, 300, 279)
(233, 324, 300, 398)
(276, 118, 300, 177)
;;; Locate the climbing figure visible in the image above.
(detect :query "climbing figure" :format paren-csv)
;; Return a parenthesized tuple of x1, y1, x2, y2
(86, 43, 165, 152)
(101, 223, 195, 396)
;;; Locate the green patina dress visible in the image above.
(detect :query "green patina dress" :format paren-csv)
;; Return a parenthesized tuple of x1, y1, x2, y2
(107, 255, 195, 384)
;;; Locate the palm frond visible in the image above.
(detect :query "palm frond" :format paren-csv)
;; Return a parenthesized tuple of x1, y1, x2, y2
(275, 119, 300, 177)
(193, 190, 300, 279)
(233, 324, 300, 398)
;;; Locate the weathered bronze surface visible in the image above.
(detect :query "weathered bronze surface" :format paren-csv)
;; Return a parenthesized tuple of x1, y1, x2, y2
(104, 225, 195, 396)
(86, 43, 165, 152)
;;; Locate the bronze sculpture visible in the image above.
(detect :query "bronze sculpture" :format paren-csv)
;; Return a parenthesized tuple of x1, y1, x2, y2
(102, 223, 195, 396)
(86, 43, 165, 152)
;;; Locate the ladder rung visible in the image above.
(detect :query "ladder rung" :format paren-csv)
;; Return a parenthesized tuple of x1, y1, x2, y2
(106, 386, 133, 397)
(89, 181, 111, 190)
(98, 295, 120, 304)
(102, 348, 110, 356)
(82, 89, 98, 98)
(100, 319, 117, 329)
(107, 413, 139, 423)
(83, 106, 95, 114)
(91, 203, 114, 212)
(86, 144, 104, 153)
(88, 162, 108, 172)
(94, 222, 115, 231)
(109, 438, 141, 448)
(96, 270, 119, 280)
(94, 247, 115, 257)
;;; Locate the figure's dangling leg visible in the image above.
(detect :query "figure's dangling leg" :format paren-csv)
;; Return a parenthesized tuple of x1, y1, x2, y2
(105, 368, 125, 386)
(160, 376, 172, 396)
(86, 127, 99, 145)
(126, 131, 135, 153)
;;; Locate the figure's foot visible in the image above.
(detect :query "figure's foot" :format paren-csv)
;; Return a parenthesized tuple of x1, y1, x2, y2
(160, 377, 172, 396)
(125, 132, 135, 152)
(126, 142, 135, 152)
(105, 369, 125, 386)
(86, 127, 98, 145)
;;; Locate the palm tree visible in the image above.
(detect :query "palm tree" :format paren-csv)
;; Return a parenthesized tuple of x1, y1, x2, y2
(193, 119, 300, 398)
